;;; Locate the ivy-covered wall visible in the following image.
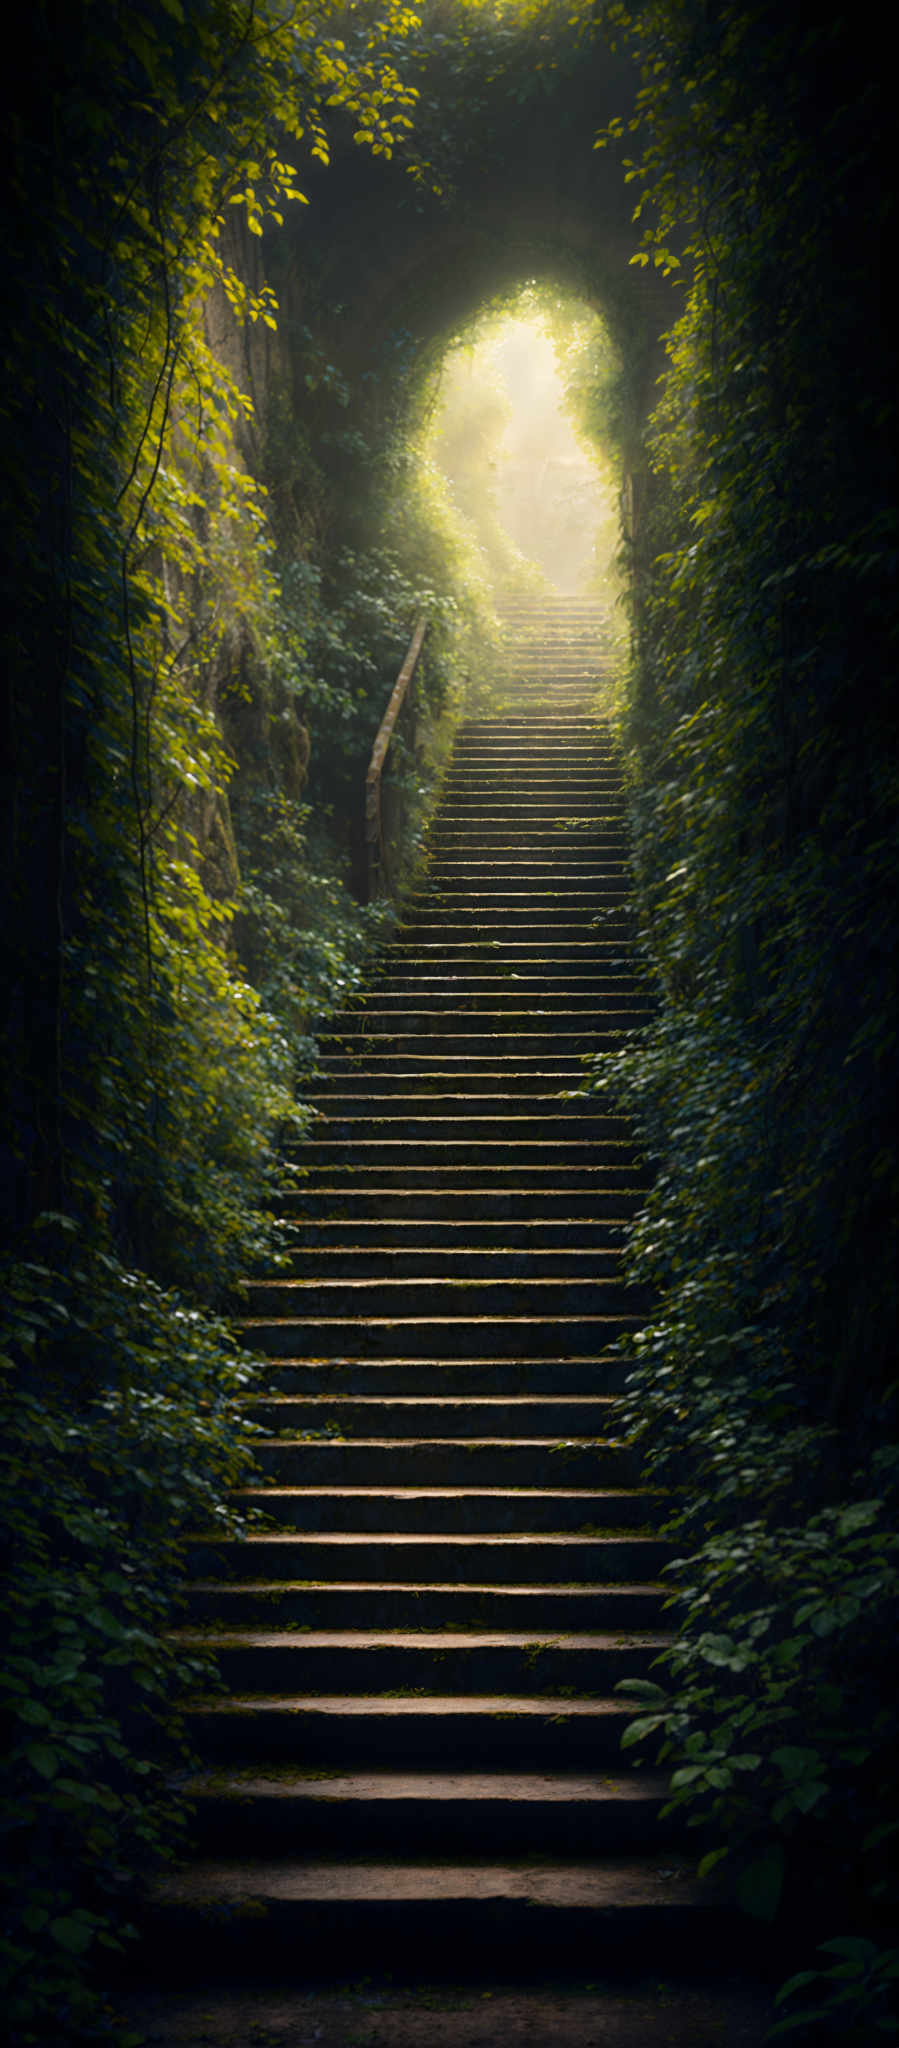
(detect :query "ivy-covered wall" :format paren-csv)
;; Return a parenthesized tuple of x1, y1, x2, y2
(587, 6, 898, 2034)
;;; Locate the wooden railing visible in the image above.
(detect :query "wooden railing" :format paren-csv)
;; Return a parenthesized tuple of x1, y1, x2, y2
(364, 615, 427, 902)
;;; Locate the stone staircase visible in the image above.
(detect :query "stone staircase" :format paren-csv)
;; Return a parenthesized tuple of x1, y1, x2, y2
(155, 596, 726, 1976)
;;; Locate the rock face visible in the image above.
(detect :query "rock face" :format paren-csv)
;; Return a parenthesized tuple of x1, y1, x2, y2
(153, 600, 734, 1975)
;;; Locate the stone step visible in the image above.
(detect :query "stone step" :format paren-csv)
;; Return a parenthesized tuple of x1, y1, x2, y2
(240, 1355, 633, 1396)
(187, 1529, 669, 1581)
(274, 1248, 628, 1281)
(281, 1222, 628, 1252)
(391, 934, 632, 956)
(186, 1580, 666, 1632)
(288, 1143, 644, 1174)
(302, 1096, 630, 1124)
(180, 1768, 675, 1857)
(244, 1393, 619, 1435)
(243, 1276, 648, 1319)
(144, 1851, 741, 1979)
(423, 837, 626, 854)
(305, 1060, 625, 1086)
(239, 1315, 643, 1360)
(432, 783, 624, 798)
(427, 819, 630, 835)
(281, 1167, 645, 1195)
(305, 1033, 635, 1059)
(425, 838, 629, 856)
(201, 1485, 661, 1538)
(248, 1437, 634, 1489)
(448, 732, 612, 741)
(175, 1627, 670, 1695)
(278, 1189, 642, 1222)
(295, 1121, 640, 1154)
(181, 1691, 639, 1767)
(278, 1236, 630, 1269)
(397, 908, 627, 930)
(297, 1115, 621, 1142)
(429, 798, 623, 810)
(301, 1091, 633, 1116)
(438, 779, 622, 794)
(381, 942, 630, 959)
(399, 896, 630, 916)
(329, 997, 645, 1021)
(413, 872, 628, 888)
(301, 1072, 620, 1098)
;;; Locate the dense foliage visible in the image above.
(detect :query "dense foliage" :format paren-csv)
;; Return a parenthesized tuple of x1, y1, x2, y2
(587, 3, 898, 2034)
(5, 0, 894, 2037)
(0, 3, 484, 2037)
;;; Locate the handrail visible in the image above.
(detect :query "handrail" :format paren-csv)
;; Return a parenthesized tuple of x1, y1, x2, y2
(364, 614, 427, 902)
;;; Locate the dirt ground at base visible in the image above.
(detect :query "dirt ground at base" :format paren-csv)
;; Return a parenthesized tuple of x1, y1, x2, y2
(119, 1976, 774, 2048)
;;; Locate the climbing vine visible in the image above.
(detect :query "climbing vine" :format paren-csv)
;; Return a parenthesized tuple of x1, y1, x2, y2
(0, 4, 441, 2037)
(588, 3, 899, 2033)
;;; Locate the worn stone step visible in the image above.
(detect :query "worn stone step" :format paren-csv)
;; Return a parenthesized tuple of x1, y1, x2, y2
(432, 793, 624, 809)
(181, 1691, 640, 1767)
(331, 998, 645, 1024)
(301, 1088, 621, 1115)
(241, 1464, 631, 1517)
(278, 1188, 642, 1222)
(303, 1083, 611, 1108)
(282, 1220, 628, 1252)
(176, 1627, 670, 1695)
(439, 783, 622, 798)
(243, 1276, 648, 1320)
(303, 1066, 606, 1095)
(144, 1851, 741, 1980)
(423, 852, 629, 871)
(239, 1315, 643, 1359)
(395, 902, 630, 923)
(430, 815, 626, 831)
(294, 1128, 641, 1162)
(310, 1035, 643, 1066)
(182, 1769, 675, 1857)
(186, 1530, 669, 1583)
(274, 1248, 628, 1283)
(382, 942, 631, 961)
(282, 1173, 645, 1203)
(245, 1393, 618, 1435)
(289, 1145, 644, 1179)
(302, 1101, 634, 1131)
(202, 1485, 662, 1540)
(441, 783, 619, 799)
(399, 902, 623, 923)
(249, 1437, 633, 1489)
(186, 1580, 666, 1632)
(242, 1354, 631, 1397)
(339, 1002, 626, 1029)
(423, 842, 626, 862)
(303, 1033, 635, 1060)
(420, 883, 629, 902)
(390, 935, 632, 958)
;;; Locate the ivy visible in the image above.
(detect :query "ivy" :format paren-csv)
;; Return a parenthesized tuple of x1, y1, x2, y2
(589, 2, 898, 2034)
(0, 1237, 262, 2042)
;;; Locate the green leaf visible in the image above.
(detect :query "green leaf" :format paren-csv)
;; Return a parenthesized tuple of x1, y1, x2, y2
(26, 1743, 60, 1780)
(736, 1844, 785, 1922)
(49, 1914, 95, 1956)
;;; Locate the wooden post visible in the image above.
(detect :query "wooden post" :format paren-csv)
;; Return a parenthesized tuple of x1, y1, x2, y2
(364, 615, 427, 902)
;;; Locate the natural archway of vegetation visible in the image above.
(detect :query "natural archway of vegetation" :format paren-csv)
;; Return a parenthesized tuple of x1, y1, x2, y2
(1, 5, 895, 2043)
